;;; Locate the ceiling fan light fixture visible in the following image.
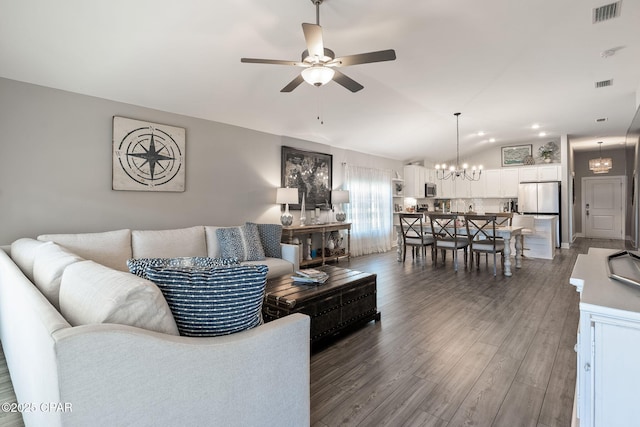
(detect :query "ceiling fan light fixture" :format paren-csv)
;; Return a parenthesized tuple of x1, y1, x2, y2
(301, 66, 335, 86)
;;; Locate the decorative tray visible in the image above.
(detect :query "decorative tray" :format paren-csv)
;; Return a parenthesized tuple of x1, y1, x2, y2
(605, 251, 640, 288)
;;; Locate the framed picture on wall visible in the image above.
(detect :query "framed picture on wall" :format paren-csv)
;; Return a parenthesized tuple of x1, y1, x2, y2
(281, 146, 332, 210)
(112, 116, 186, 192)
(501, 144, 532, 167)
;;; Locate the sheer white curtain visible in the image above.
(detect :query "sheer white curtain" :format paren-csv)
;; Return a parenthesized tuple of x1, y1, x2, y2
(344, 165, 393, 256)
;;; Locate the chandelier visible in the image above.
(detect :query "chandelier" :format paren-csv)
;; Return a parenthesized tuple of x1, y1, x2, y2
(435, 112, 482, 181)
(589, 141, 612, 174)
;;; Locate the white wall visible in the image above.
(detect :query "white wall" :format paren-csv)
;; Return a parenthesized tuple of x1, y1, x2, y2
(0, 78, 402, 245)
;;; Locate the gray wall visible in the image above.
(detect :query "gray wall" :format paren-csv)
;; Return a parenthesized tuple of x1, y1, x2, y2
(572, 147, 632, 235)
(0, 78, 401, 245)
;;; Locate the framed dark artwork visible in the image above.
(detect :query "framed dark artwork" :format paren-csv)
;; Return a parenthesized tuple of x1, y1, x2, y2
(281, 146, 332, 210)
(501, 144, 532, 167)
(112, 116, 185, 192)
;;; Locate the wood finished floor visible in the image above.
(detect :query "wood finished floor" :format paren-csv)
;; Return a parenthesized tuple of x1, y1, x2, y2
(310, 238, 624, 427)
(0, 238, 625, 427)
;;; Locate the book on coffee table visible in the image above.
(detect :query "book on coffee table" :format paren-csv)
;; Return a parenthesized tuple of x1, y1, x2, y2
(292, 269, 329, 284)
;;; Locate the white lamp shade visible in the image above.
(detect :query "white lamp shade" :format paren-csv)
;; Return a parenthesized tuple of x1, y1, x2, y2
(301, 66, 335, 87)
(332, 190, 350, 204)
(276, 187, 299, 204)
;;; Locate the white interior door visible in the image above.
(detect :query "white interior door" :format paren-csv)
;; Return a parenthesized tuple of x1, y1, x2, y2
(583, 176, 625, 239)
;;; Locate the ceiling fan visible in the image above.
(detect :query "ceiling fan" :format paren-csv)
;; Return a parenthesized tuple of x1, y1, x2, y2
(240, 0, 396, 93)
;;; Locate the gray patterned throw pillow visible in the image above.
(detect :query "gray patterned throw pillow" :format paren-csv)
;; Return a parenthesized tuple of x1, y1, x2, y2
(145, 264, 268, 337)
(127, 256, 239, 279)
(248, 222, 282, 258)
(216, 223, 265, 262)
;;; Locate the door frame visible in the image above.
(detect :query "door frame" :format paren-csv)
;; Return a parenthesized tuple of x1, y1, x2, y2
(581, 175, 626, 240)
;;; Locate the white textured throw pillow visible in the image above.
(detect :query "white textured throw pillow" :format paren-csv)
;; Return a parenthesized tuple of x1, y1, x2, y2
(33, 242, 84, 310)
(37, 229, 132, 272)
(60, 260, 179, 336)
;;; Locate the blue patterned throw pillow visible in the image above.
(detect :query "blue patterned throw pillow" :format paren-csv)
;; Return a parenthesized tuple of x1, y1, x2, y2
(249, 222, 282, 258)
(216, 223, 265, 262)
(127, 256, 239, 279)
(145, 264, 268, 337)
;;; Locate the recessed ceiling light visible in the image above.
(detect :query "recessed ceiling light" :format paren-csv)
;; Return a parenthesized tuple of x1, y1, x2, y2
(477, 131, 485, 136)
(532, 124, 540, 130)
(489, 138, 496, 143)
(539, 132, 547, 137)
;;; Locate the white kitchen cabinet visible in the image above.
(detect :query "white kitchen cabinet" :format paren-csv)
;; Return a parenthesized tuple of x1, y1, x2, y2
(484, 169, 518, 198)
(501, 169, 519, 197)
(570, 248, 640, 427)
(403, 165, 426, 198)
(438, 176, 455, 198)
(518, 165, 561, 182)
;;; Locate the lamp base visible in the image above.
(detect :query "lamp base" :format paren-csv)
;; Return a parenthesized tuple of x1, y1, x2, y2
(280, 212, 293, 226)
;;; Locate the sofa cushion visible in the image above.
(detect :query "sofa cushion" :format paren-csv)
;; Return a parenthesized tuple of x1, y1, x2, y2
(59, 260, 179, 335)
(242, 258, 292, 279)
(10, 238, 48, 282)
(145, 264, 268, 337)
(132, 226, 206, 259)
(127, 256, 239, 279)
(216, 223, 265, 262)
(33, 242, 84, 310)
(37, 229, 132, 272)
(250, 223, 283, 258)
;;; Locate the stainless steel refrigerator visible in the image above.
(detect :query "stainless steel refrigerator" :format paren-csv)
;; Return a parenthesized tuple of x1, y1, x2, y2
(518, 181, 561, 247)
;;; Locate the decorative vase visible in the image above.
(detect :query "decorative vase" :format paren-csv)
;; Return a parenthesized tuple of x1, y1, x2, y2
(306, 237, 312, 260)
(335, 211, 346, 222)
(300, 193, 307, 226)
(544, 158, 551, 163)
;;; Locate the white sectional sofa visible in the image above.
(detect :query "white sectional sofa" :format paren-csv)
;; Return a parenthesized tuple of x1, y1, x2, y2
(0, 225, 309, 427)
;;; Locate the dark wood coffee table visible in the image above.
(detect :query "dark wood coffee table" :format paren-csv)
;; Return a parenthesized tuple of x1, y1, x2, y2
(262, 265, 380, 347)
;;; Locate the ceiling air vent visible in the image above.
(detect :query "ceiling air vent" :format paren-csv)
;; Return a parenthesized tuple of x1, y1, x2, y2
(595, 79, 613, 88)
(593, 2, 621, 23)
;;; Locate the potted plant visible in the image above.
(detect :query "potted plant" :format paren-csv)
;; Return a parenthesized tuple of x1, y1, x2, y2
(538, 141, 557, 163)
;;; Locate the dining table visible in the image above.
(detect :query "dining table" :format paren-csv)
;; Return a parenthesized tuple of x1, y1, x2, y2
(395, 218, 524, 276)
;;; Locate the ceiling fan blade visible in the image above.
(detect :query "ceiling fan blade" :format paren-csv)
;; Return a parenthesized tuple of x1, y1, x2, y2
(330, 49, 396, 67)
(281, 75, 305, 93)
(241, 58, 301, 66)
(332, 69, 364, 93)
(302, 23, 324, 59)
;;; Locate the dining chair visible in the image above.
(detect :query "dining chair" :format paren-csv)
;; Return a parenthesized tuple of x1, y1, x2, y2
(464, 214, 505, 276)
(486, 212, 513, 226)
(428, 213, 468, 272)
(398, 213, 435, 262)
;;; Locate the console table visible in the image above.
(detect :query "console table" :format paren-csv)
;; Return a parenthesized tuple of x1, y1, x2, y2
(282, 223, 351, 267)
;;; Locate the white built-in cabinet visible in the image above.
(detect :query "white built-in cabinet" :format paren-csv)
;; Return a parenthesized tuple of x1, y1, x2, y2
(570, 248, 640, 427)
(484, 169, 518, 198)
(402, 165, 425, 198)
(403, 164, 557, 200)
(518, 164, 561, 182)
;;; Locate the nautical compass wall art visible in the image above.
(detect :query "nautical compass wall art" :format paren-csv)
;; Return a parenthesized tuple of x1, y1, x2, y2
(112, 116, 185, 192)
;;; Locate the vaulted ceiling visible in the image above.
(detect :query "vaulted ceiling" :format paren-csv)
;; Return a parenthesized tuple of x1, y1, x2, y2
(1, 0, 639, 161)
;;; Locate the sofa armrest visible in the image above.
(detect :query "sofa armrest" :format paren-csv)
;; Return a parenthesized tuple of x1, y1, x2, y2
(53, 314, 310, 427)
(281, 243, 300, 272)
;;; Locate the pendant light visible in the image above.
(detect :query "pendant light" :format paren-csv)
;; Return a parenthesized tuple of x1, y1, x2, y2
(589, 141, 612, 174)
(435, 112, 482, 181)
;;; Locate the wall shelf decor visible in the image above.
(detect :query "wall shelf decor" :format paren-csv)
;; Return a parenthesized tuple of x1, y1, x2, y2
(112, 116, 185, 192)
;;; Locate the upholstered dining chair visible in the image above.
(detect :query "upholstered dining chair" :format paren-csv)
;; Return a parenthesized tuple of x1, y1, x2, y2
(464, 214, 505, 276)
(428, 213, 468, 272)
(398, 213, 435, 262)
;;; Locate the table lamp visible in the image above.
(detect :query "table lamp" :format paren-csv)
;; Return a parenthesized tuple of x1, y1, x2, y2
(276, 188, 298, 226)
(332, 190, 350, 222)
